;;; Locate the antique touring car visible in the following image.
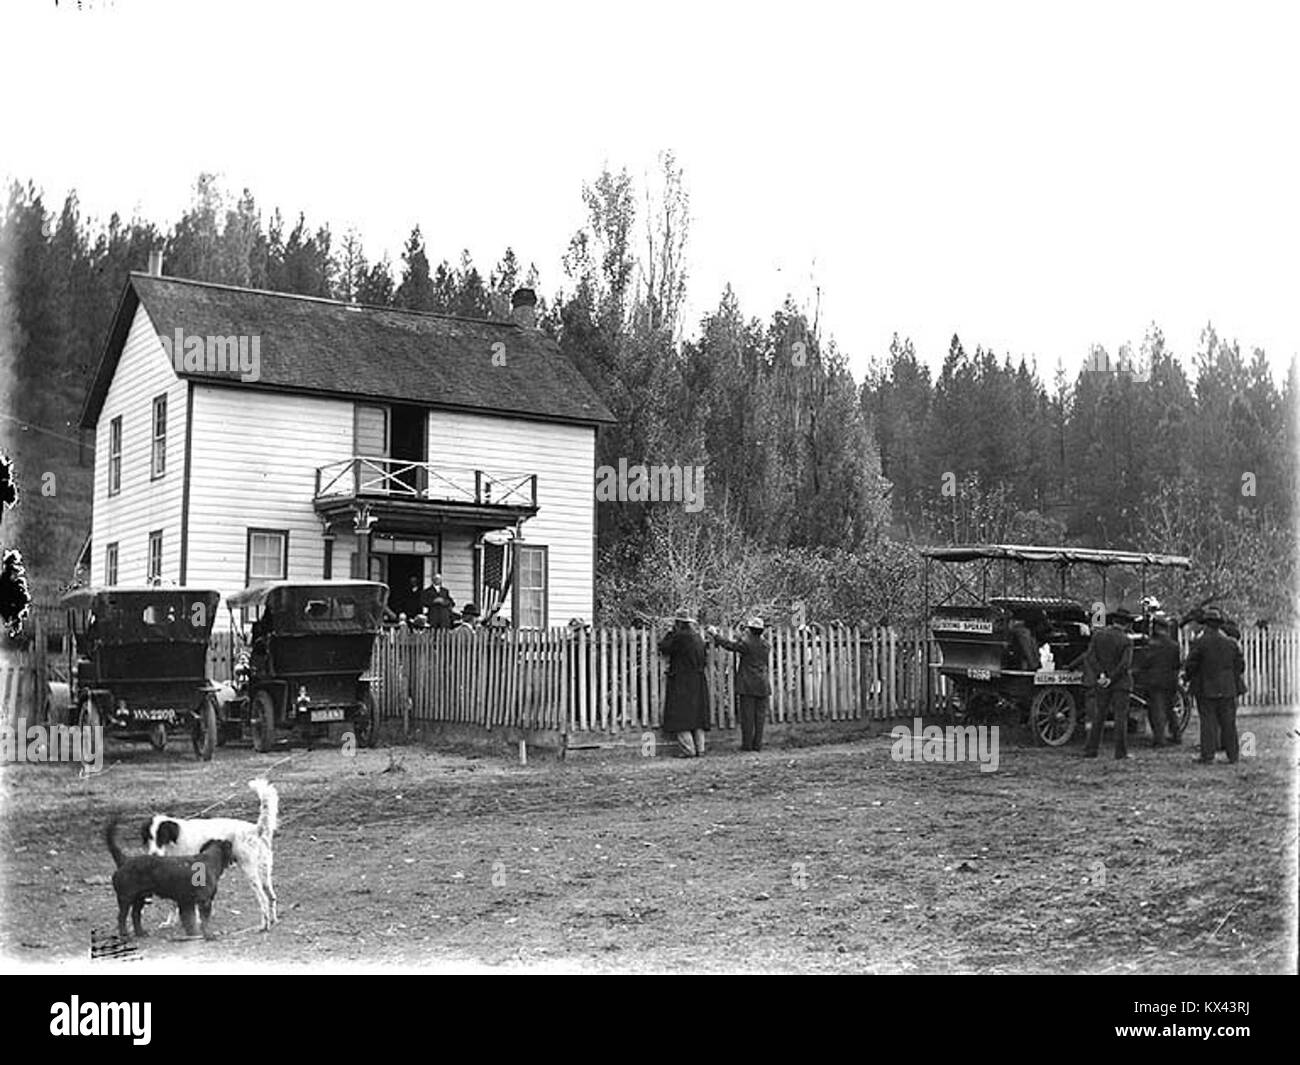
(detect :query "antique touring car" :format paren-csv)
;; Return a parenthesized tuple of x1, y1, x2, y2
(58, 586, 222, 760)
(922, 545, 1194, 746)
(220, 581, 387, 751)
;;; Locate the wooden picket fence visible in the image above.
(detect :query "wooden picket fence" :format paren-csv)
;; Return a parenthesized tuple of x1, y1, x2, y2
(365, 625, 931, 734)
(0, 649, 39, 729)
(11, 619, 1300, 738)
(1231, 627, 1300, 707)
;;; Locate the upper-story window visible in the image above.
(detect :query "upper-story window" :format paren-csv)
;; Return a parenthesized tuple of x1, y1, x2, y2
(108, 416, 122, 496)
(104, 542, 119, 585)
(151, 395, 167, 479)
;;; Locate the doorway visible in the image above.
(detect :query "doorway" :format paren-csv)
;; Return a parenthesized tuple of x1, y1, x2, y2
(386, 554, 425, 615)
(391, 404, 426, 496)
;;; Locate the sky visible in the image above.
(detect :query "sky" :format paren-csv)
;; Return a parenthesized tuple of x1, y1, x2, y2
(2, 0, 1297, 385)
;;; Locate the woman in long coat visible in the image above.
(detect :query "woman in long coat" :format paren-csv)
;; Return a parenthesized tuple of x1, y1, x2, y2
(659, 613, 711, 756)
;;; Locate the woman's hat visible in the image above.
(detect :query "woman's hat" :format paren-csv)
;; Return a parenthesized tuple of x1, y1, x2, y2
(746, 616, 765, 631)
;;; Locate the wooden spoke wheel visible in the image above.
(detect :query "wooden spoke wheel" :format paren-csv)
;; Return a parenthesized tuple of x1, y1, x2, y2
(250, 690, 277, 753)
(355, 689, 379, 749)
(1172, 688, 1193, 736)
(192, 695, 217, 761)
(1029, 687, 1077, 747)
(76, 696, 103, 767)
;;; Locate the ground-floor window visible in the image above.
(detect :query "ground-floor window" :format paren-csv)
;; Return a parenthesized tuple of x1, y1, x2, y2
(516, 544, 548, 629)
(147, 529, 163, 583)
(247, 528, 289, 584)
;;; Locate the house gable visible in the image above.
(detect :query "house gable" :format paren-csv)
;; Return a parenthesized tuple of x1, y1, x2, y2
(89, 303, 186, 584)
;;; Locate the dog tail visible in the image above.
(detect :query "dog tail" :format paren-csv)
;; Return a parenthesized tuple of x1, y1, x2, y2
(249, 777, 278, 842)
(104, 817, 125, 868)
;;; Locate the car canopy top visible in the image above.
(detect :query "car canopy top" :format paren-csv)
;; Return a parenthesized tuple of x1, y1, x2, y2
(58, 587, 221, 643)
(921, 544, 1191, 569)
(227, 580, 389, 634)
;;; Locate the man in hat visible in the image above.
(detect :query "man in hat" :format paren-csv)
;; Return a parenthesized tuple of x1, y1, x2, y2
(422, 572, 455, 630)
(1083, 608, 1135, 759)
(659, 611, 711, 757)
(708, 616, 772, 752)
(392, 574, 424, 620)
(1142, 615, 1182, 746)
(1183, 606, 1245, 763)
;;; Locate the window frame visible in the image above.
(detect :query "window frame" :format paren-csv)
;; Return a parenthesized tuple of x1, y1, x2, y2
(104, 542, 119, 586)
(514, 544, 548, 631)
(147, 529, 163, 584)
(151, 394, 167, 480)
(245, 528, 289, 586)
(108, 416, 123, 496)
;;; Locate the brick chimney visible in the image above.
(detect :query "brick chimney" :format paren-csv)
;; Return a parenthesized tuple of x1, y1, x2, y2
(147, 249, 164, 276)
(510, 287, 537, 330)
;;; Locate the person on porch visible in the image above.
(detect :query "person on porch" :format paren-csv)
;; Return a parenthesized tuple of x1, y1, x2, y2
(423, 572, 455, 629)
(390, 574, 423, 621)
(659, 611, 711, 757)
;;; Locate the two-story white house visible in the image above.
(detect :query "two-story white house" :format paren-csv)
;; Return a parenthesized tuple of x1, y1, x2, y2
(78, 257, 614, 627)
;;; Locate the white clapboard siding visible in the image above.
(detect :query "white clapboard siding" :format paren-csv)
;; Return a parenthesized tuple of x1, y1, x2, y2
(91, 306, 186, 585)
(436, 529, 476, 611)
(185, 385, 353, 622)
(425, 410, 596, 625)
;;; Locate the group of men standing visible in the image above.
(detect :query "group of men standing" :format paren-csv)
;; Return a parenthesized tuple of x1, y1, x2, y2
(1080, 605, 1245, 763)
(386, 573, 484, 629)
(657, 611, 772, 757)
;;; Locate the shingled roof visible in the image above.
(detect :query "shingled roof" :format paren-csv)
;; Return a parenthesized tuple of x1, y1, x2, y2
(80, 274, 615, 428)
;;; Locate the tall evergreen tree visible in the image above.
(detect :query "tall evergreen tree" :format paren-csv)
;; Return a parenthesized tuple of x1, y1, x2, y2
(395, 226, 435, 311)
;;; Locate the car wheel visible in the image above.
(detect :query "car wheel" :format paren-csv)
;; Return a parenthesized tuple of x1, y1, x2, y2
(149, 723, 168, 751)
(77, 696, 103, 766)
(1172, 689, 1192, 736)
(250, 690, 277, 753)
(1029, 687, 1077, 747)
(356, 689, 379, 748)
(192, 696, 217, 761)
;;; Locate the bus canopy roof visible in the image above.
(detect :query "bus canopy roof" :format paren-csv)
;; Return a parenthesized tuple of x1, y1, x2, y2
(920, 544, 1191, 569)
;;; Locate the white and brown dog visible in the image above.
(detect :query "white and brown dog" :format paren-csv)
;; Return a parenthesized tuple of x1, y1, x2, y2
(143, 778, 279, 931)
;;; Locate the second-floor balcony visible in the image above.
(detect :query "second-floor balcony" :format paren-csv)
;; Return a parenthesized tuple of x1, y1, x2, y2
(314, 457, 538, 533)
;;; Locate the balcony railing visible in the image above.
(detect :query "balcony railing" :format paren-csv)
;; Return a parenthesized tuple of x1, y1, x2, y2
(315, 457, 537, 508)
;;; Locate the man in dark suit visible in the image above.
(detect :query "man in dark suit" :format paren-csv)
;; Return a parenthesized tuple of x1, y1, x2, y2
(421, 572, 455, 629)
(392, 575, 423, 620)
(1183, 606, 1245, 763)
(708, 616, 772, 752)
(659, 612, 711, 757)
(1083, 608, 1135, 759)
(1142, 616, 1182, 746)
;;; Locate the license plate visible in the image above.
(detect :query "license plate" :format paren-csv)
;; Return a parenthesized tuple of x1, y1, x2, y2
(934, 618, 995, 633)
(1034, 670, 1083, 685)
(966, 667, 992, 680)
(310, 708, 345, 722)
(133, 710, 173, 722)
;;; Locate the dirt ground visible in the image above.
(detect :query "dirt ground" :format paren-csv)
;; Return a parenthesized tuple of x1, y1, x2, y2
(2, 709, 1296, 974)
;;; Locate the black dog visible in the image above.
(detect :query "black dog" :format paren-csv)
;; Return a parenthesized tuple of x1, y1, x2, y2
(105, 818, 234, 939)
